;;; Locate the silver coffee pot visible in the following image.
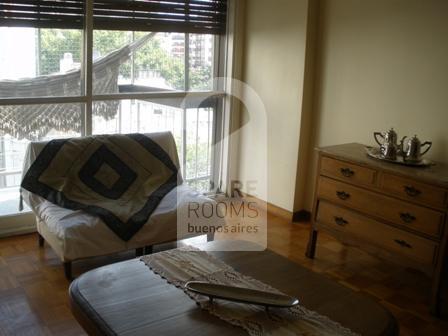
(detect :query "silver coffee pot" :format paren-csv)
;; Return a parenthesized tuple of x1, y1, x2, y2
(374, 128, 402, 160)
(401, 135, 432, 163)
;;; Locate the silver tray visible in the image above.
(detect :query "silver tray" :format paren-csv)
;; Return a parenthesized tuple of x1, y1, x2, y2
(365, 146, 434, 167)
(185, 281, 300, 308)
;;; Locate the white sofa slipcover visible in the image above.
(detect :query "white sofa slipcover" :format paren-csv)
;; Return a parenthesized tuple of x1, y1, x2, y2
(21, 132, 223, 279)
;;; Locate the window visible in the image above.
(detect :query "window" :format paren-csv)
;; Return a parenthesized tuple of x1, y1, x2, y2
(0, 0, 228, 217)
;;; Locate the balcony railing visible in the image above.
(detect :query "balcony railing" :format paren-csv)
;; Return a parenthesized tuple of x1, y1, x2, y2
(0, 98, 215, 216)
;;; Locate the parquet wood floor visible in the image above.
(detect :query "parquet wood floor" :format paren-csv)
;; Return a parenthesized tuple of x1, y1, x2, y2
(0, 213, 447, 335)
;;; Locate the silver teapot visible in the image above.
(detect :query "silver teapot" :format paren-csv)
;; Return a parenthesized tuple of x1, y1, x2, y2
(400, 135, 432, 163)
(374, 128, 402, 160)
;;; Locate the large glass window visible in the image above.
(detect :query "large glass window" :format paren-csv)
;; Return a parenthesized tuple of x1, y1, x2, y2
(0, 0, 227, 217)
(0, 27, 83, 97)
(93, 31, 186, 93)
(92, 99, 216, 191)
(0, 103, 82, 215)
(189, 34, 215, 91)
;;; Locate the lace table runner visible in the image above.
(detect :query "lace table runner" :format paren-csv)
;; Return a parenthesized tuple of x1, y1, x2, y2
(141, 247, 360, 336)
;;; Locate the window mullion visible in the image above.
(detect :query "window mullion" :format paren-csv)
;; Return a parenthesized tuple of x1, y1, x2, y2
(184, 34, 190, 92)
(182, 33, 190, 179)
(82, 0, 94, 136)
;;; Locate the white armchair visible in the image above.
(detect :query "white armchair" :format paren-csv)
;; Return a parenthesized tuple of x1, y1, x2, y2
(21, 132, 223, 279)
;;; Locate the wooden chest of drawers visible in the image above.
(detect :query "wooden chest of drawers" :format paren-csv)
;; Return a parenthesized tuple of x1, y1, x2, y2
(306, 143, 448, 316)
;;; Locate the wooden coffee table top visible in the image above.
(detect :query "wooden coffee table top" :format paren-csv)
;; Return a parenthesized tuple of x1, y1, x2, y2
(69, 241, 398, 336)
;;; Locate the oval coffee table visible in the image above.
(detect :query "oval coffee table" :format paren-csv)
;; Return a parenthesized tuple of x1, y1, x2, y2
(69, 241, 398, 336)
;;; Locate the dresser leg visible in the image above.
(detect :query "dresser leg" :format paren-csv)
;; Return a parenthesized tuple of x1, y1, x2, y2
(306, 229, 318, 259)
(430, 239, 448, 317)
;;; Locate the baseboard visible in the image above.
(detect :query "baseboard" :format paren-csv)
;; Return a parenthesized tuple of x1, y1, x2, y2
(292, 210, 311, 223)
(0, 213, 36, 238)
(236, 191, 293, 221)
(230, 191, 311, 223)
(0, 226, 36, 238)
(266, 203, 293, 221)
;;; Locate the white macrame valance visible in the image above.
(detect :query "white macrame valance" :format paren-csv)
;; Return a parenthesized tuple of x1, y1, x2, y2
(0, 33, 154, 141)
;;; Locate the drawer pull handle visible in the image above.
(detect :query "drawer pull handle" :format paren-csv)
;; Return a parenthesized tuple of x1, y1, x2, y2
(400, 212, 416, 223)
(340, 168, 355, 178)
(334, 216, 348, 226)
(336, 191, 350, 200)
(404, 185, 421, 197)
(394, 239, 412, 249)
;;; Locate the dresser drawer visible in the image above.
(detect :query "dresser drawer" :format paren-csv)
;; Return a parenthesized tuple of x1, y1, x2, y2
(380, 173, 448, 209)
(318, 176, 444, 238)
(321, 156, 377, 186)
(316, 201, 438, 267)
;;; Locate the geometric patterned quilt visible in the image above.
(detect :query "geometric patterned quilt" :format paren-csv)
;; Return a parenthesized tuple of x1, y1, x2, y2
(21, 133, 180, 241)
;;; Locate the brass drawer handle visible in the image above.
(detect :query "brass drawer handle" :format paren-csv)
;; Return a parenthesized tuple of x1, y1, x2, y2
(334, 216, 348, 226)
(336, 191, 350, 200)
(404, 185, 421, 197)
(394, 239, 412, 249)
(340, 168, 355, 178)
(400, 212, 416, 223)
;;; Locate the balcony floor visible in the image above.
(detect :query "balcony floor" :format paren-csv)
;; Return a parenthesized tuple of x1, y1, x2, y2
(0, 187, 30, 216)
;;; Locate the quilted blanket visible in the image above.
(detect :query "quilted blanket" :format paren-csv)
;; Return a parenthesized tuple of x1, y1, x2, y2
(21, 133, 180, 241)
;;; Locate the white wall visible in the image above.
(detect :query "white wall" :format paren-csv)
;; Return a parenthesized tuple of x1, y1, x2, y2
(238, 0, 309, 212)
(304, 0, 448, 210)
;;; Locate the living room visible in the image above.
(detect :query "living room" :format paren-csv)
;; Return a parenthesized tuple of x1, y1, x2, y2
(1, 0, 447, 335)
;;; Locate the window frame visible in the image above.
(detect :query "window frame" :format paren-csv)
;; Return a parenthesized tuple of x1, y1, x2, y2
(0, 0, 229, 194)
